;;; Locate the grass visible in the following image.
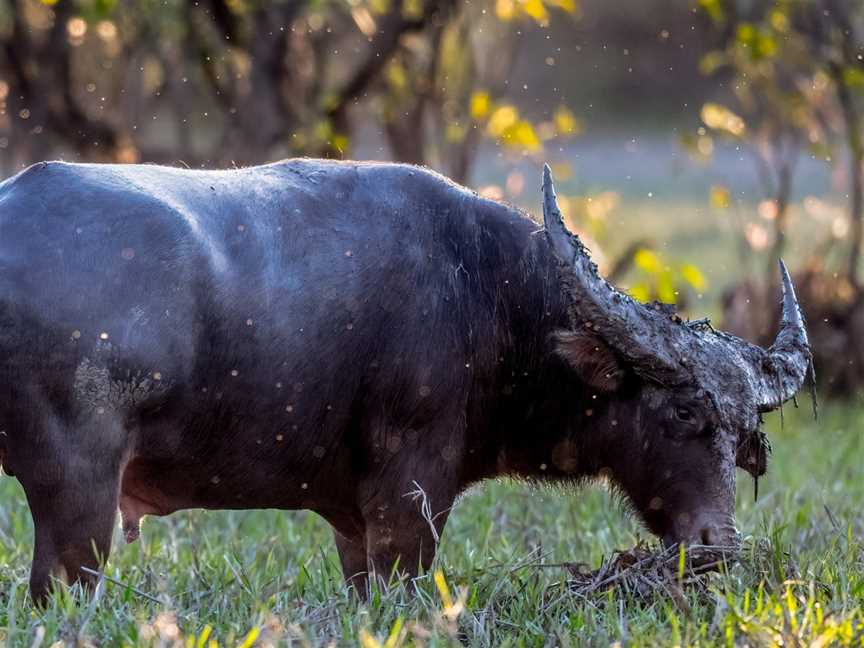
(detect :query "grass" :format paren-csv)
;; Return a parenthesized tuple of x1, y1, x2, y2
(0, 400, 862, 646)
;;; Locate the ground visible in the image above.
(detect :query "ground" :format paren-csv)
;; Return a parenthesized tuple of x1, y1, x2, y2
(0, 166, 861, 645)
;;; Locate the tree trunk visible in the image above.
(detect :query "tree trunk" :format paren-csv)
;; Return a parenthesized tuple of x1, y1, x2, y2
(848, 150, 864, 287)
(766, 155, 794, 280)
(833, 62, 864, 288)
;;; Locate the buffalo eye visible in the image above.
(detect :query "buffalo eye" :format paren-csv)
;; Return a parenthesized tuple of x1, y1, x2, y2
(674, 407, 694, 423)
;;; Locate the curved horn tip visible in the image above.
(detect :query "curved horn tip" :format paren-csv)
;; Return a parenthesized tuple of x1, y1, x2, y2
(541, 163, 573, 261)
(541, 163, 559, 220)
(757, 258, 811, 412)
(778, 258, 803, 328)
(778, 258, 792, 289)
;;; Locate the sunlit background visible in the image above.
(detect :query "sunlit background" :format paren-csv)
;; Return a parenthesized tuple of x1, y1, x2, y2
(2, 0, 861, 392)
(1, 1, 863, 644)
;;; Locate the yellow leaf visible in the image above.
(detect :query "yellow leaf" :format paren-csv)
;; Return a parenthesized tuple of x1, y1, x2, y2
(550, 0, 578, 14)
(521, 0, 549, 24)
(554, 105, 582, 136)
(769, 8, 789, 32)
(709, 184, 730, 209)
(386, 60, 407, 90)
(40, 0, 59, 4)
(630, 283, 650, 303)
(634, 248, 661, 274)
(698, 0, 723, 23)
(844, 67, 864, 88)
(401, 0, 423, 20)
(680, 264, 707, 291)
(370, 0, 390, 14)
(503, 120, 542, 152)
(237, 627, 260, 648)
(495, 0, 516, 21)
(359, 629, 383, 648)
(383, 618, 404, 648)
(332, 133, 350, 153)
(196, 626, 213, 648)
(487, 105, 519, 137)
(736, 22, 756, 45)
(700, 102, 745, 136)
(756, 32, 777, 58)
(470, 90, 491, 120)
(657, 272, 676, 303)
(434, 569, 453, 609)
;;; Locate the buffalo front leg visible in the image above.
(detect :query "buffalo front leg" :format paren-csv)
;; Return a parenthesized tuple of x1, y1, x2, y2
(360, 477, 455, 589)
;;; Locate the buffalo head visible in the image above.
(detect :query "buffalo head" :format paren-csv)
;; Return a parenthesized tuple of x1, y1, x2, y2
(542, 165, 812, 550)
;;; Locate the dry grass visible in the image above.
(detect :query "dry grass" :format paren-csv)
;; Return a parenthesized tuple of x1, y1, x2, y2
(563, 543, 736, 602)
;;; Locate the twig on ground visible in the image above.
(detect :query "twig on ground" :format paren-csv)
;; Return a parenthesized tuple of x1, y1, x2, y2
(79, 566, 163, 605)
(545, 543, 738, 605)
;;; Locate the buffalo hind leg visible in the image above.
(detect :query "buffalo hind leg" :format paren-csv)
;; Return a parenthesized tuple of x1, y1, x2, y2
(21, 439, 122, 606)
(26, 481, 119, 604)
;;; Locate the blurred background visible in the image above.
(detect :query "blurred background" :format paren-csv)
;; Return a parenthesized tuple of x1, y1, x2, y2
(0, 0, 861, 396)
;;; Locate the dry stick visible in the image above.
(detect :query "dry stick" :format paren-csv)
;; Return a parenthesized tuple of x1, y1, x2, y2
(572, 546, 679, 593)
(568, 545, 736, 595)
(506, 547, 555, 574)
(79, 566, 163, 605)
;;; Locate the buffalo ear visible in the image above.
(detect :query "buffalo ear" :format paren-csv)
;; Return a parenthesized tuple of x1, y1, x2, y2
(736, 429, 770, 478)
(555, 330, 625, 392)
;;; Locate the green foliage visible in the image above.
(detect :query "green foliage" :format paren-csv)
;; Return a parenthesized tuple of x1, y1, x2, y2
(734, 22, 778, 60)
(698, 0, 724, 25)
(691, 0, 853, 276)
(629, 248, 707, 305)
(554, 186, 707, 307)
(0, 0, 582, 173)
(373, 0, 581, 179)
(695, 0, 828, 151)
(494, 0, 579, 25)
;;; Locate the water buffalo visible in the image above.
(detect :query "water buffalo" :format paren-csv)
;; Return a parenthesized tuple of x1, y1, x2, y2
(0, 159, 810, 602)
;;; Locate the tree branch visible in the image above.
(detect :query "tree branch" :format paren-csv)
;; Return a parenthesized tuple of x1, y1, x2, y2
(324, 0, 458, 154)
